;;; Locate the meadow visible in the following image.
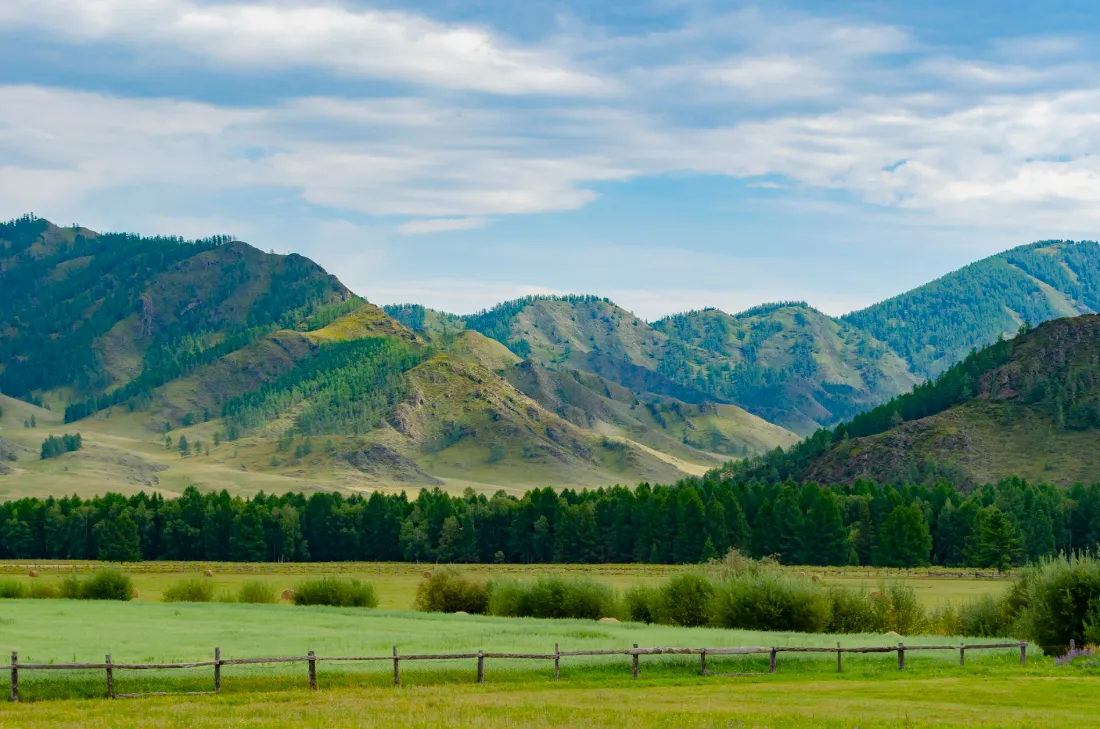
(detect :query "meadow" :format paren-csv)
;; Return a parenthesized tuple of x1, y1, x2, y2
(0, 561, 1010, 609)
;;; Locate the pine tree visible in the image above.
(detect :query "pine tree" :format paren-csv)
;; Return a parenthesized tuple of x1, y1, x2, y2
(229, 503, 267, 562)
(752, 498, 777, 558)
(773, 487, 804, 565)
(96, 512, 142, 562)
(874, 504, 932, 567)
(178, 435, 190, 456)
(673, 488, 708, 564)
(974, 506, 1021, 573)
(803, 490, 848, 565)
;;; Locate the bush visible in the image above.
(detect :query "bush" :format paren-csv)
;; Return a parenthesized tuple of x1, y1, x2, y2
(713, 572, 831, 633)
(827, 586, 882, 634)
(487, 576, 617, 620)
(414, 567, 489, 614)
(26, 582, 59, 599)
(162, 578, 215, 603)
(873, 583, 925, 635)
(1021, 554, 1100, 653)
(623, 585, 661, 624)
(292, 577, 378, 608)
(60, 574, 83, 599)
(0, 580, 26, 599)
(658, 574, 715, 627)
(79, 569, 134, 601)
(956, 594, 1017, 638)
(237, 580, 278, 604)
(705, 549, 780, 581)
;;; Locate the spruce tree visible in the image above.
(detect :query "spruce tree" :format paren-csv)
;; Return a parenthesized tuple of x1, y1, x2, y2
(773, 487, 804, 564)
(673, 488, 708, 564)
(229, 503, 267, 562)
(974, 506, 1021, 573)
(874, 504, 932, 567)
(803, 490, 848, 565)
(752, 498, 777, 558)
(96, 512, 142, 562)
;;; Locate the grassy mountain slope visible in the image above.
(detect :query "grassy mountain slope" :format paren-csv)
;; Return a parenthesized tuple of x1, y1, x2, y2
(845, 240, 1100, 378)
(725, 315, 1100, 486)
(653, 304, 919, 434)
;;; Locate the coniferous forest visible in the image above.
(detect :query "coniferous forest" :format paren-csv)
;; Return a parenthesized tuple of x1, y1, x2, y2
(1, 476, 1094, 568)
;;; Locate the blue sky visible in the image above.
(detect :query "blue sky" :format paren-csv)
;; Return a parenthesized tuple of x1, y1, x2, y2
(2, 0, 1099, 318)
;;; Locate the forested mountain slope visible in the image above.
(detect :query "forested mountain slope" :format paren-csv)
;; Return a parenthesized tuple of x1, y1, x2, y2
(845, 240, 1100, 378)
(723, 315, 1100, 486)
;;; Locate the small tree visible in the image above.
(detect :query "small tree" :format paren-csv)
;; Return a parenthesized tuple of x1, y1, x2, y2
(974, 506, 1021, 573)
(178, 435, 190, 456)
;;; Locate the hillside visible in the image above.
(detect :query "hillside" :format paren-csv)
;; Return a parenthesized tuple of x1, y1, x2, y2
(723, 315, 1100, 486)
(845, 240, 1100, 378)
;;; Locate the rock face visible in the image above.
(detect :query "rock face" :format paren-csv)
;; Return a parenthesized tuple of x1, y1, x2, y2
(345, 444, 443, 485)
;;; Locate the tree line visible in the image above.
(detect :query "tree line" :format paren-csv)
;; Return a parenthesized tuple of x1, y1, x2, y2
(1, 476, 1096, 567)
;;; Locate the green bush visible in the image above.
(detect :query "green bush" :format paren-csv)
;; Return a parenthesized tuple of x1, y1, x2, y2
(0, 580, 26, 599)
(79, 569, 134, 601)
(292, 577, 378, 608)
(414, 567, 490, 614)
(873, 583, 925, 635)
(237, 580, 278, 604)
(1021, 555, 1100, 653)
(26, 582, 59, 599)
(162, 578, 215, 603)
(60, 574, 83, 599)
(623, 585, 661, 624)
(957, 594, 1017, 637)
(658, 574, 715, 627)
(488, 576, 617, 620)
(827, 586, 882, 634)
(713, 572, 831, 633)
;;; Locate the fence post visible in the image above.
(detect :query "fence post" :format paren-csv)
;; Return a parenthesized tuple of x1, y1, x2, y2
(214, 647, 221, 694)
(393, 646, 400, 686)
(106, 654, 114, 699)
(1020, 641, 1027, 666)
(553, 643, 560, 681)
(477, 651, 485, 684)
(897, 642, 904, 671)
(632, 644, 639, 679)
(308, 651, 316, 690)
(9, 652, 16, 703)
(959, 643, 965, 667)
(700, 648, 707, 676)
(769, 648, 777, 674)
(836, 642, 842, 673)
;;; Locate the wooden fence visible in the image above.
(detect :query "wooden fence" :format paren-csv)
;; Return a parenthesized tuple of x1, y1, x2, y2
(8, 641, 1029, 702)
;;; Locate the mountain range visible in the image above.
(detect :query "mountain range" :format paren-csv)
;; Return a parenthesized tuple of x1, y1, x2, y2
(2, 213, 1100, 498)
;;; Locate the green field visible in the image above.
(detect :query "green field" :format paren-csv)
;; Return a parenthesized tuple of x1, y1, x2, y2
(0, 561, 1013, 610)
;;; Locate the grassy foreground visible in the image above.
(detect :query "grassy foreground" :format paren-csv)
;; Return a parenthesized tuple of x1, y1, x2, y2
(2, 672, 1099, 728)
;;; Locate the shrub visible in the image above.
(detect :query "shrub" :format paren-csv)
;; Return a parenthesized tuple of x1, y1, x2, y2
(713, 572, 831, 633)
(705, 549, 780, 581)
(59, 574, 83, 599)
(957, 594, 1017, 638)
(0, 580, 26, 599)
(827, 586, 882, 634)
(237, 580, 278, 604)
(487, 576, 617, 620)
(658, 574, 715, 627)
(26, 582, 59, 599)
(874, 583, 925, 635)
(292, 577, 378, 608)
(414, 567, 489, 614)
(623, 585, 661, 624)
(1021, 554, 1100, 653)
(162, 578, 215, 603)
(79, 568, 134, 601)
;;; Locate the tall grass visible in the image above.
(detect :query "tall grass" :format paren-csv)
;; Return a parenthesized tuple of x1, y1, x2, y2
(292, 577, 378, 607)
(162, 578, 215, 603)
(237, 580, 278, 604)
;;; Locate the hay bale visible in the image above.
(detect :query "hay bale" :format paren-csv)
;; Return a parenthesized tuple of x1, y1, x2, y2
(281, 589, 295, 601)
(203, 569, 213, 578)
(27, 569, 39, 578)
(454, 610, 469, 616)
(884, 630, 901, 637)
(811, 574, 821, 583)
(422, 570, 432, 579)
(131, 589, 139, 599)
(869, 590, 883, 601)
(598, 617, 620, 623)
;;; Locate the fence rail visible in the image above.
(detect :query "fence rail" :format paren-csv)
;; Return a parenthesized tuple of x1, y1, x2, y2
(7, 641, 1029, 702)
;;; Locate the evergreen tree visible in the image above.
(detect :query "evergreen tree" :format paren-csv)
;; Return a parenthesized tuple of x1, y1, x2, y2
(803, 489, 848, 565)
(874, 504, 932, 567)
(673, 488, 707, 564)
(974, 506, 1022, 573)
(773, 487, 804, 564)
(229, 503, 267, 562)
(849, 498, 874, 566)
(178, 435, 190, 456)
(95, 512, 142, 562)
(752, 498, 777, 558)
(1024, 499, 1056, 562)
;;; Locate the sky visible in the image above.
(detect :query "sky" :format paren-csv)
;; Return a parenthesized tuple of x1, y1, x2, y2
(2, 0, 1100, 319)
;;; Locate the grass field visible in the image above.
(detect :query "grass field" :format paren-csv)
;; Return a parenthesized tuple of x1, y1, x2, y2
(0, 561, 1013, 610)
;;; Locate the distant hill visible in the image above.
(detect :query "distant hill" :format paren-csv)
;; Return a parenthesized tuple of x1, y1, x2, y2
(722, 315, 1100, 486)
(845, 240, 1100, 378)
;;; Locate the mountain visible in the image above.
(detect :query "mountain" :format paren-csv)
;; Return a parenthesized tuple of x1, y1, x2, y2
(0, 217, 794, 498)
(393, 297, 920, 435)
(845, 240, 1100, 378)
(723, 315, 1100, 487)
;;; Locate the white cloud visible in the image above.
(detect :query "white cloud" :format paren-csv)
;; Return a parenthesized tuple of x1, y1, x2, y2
(0, 0, 608, 95)
(396, 217, 492, 235)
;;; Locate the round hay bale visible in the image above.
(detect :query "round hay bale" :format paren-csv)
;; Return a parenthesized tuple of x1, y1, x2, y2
(422, 570, 432, 579)
(454, 610, 469, 616)
(598, 617, 620, 623)
(27, 569, 39, 578)
(811, 574, 821, 583)
(884, 630, 901, 637)
(203, 569, 214, 578)
(131, 589, 139, 599)
(869, 590, 883, 601)
(281, 589, 295, 601)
